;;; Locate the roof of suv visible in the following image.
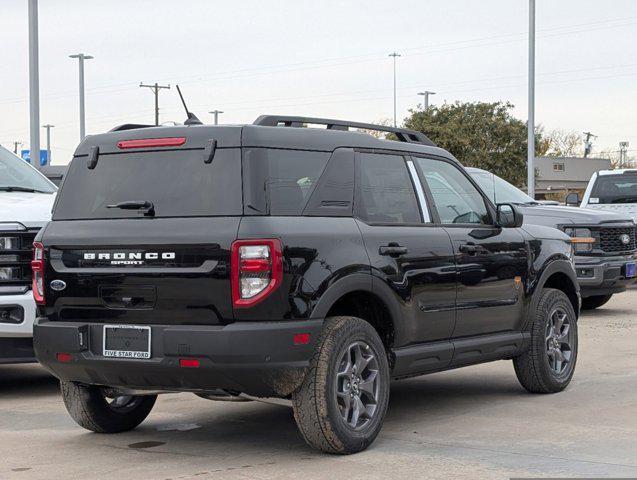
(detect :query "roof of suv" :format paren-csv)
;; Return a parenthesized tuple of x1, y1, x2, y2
(72, 116, 455, 161)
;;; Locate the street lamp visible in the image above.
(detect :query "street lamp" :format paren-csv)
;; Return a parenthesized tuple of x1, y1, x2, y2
(209, 110, 223, 125)
(69, 53, 93, 141)
(42, 124, 54, 164)
(417, 91, 436, 111)
(388, 52, 401, 127)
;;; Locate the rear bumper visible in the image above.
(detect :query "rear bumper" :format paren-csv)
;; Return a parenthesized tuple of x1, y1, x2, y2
(0, 290, 37, 363)
(33, 318, 323, 398)
(575, 253, 637, 298)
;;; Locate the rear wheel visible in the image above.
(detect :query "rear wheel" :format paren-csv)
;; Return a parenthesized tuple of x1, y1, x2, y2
(61, 381, 156, 433)
(292, 316, 390, 454)
(581, 294, 612, 310)
(513, 288, 578, 393)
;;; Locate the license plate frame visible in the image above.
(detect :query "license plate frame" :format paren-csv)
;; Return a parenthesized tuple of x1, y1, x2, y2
(625, 262, 636, 278)
(103, 325, 151, 359)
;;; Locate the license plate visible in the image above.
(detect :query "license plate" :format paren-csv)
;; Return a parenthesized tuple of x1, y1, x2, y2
(103, 325, 151, 359)
(625, 262, 636, 278)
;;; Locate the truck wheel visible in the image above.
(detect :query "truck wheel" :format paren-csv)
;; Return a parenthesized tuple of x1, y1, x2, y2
(581, 294, 612, 310)
(513, 288, 578, 394)
(61, 381, 157, 433)
(292, 316, 390, 454)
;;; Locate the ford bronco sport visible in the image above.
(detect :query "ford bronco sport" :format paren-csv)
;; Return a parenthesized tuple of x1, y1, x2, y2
(33, 116, 580, 454)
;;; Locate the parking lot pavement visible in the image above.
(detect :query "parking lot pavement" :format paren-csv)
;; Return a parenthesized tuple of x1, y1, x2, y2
(1, 295, 636, 480)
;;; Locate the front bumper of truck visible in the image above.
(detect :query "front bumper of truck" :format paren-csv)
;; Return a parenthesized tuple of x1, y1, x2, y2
(574, 253, 637, 298)
(33, 318, 323, 398)
(0, 288, 37, 364)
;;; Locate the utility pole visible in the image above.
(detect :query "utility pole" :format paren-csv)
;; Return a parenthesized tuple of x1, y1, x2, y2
(13, 141, 22, 155)
(209, 110, 223, 125)
(140, 83, 171, 126)
(69, 53, 93, 141)
(583, 131, 596, 158)
(527, 0, 536, 198)
(619, 141, 629, 168)
(388, 52, 401, 127)
(42, 124, 54, 164)
(417, 91, 436, 111)
(28, 0, 40, 169)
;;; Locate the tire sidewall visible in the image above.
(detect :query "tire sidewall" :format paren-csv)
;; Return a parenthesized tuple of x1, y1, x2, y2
(323, 319, 390, 452)
(536, 290, 578, 389)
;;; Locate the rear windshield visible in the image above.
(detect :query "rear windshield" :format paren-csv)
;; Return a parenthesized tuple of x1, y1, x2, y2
(53, 148, 242, 220)
(590, 173, 637, 204)
(242, 148, 330, 215)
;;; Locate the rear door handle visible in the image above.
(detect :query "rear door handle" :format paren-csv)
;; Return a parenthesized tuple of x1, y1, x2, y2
(459, 243, 478, 254)
(379, 243, 408, 257)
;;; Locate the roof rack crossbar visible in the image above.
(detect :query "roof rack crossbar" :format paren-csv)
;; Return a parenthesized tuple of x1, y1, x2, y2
(253, 115, 435, 146)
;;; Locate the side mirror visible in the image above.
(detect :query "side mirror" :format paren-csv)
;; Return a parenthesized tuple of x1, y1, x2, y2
(565, 192, 580, 206)
(496, 203, 523, 228)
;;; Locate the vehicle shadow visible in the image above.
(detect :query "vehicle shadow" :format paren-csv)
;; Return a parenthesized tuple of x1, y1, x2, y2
(0, 364, 59, 399)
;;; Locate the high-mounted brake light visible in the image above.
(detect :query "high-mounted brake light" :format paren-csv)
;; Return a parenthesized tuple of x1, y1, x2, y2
(117, 137, 186, 149)
(31, 242, 45, 305)
(231, 239, 283, 308)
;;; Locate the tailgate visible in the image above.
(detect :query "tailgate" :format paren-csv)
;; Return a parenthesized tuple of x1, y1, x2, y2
(41, 217, 239, 325)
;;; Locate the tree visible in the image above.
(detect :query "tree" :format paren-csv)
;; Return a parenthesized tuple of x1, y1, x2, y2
(542, 129, 583, 157)
(403, 101, 539, 187)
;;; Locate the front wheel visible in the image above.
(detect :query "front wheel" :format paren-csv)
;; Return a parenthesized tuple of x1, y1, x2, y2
(61, 381, 157, 433)
(513, 288, 578, 393)
(292, 316, 390, 454)
(581, 294, 612, 310)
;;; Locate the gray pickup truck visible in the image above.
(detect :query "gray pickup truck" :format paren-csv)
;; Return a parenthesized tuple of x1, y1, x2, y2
(469, 167, 637, 310)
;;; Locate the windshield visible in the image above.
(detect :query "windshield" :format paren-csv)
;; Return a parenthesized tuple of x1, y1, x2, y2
(470, 170, 534, 204)
(0, 146, 56, 193)
(590, 174, 637, 204)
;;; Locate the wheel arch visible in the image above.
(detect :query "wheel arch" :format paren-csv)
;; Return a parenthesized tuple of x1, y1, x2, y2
(531, 258, 580, 324)
(311, 274, 402, 352)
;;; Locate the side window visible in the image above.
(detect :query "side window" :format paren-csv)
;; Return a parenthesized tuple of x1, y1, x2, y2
(415, 158, 490, 225)
(357, 153, 421, 224)
(242, 148, 330, 215)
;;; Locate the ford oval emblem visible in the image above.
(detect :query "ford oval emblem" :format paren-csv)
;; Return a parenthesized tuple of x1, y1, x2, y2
(50, 279, 67, 291)
(620, 234, 631, 245)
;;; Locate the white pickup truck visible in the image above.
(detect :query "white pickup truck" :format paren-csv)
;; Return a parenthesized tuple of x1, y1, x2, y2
(0, 145, 57, 363)
(577, 169, 637, 221)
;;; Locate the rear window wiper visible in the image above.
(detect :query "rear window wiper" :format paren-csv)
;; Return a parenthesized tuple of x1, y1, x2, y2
(0, 186, 50, 193)
(107, 200, 155, 216)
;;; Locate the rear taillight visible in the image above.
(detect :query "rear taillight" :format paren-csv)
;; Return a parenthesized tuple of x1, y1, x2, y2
(31, 242, 45, 305)
(231, 239, 282, 308)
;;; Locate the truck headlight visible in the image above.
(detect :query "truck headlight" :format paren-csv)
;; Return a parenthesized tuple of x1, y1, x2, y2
(563, 227, 596, 253)
(0, 237, 19, 250)
(0, 267, 20, 280)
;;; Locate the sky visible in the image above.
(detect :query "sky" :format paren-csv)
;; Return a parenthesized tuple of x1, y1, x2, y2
(1, 0, 636, 165)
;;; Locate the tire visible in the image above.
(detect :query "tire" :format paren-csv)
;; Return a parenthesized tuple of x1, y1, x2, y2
(581, 294, 612, 310)
(513, 288, 578, 394)
(292, 316, 390, 454)
(61, 381, 157, 433)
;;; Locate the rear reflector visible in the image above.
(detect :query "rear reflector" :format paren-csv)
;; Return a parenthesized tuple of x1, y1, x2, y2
(293, 333, 311, 345)
(56, 352, 72, 363)
(179, 358, 200, 368)
(117, 137, 187, 149)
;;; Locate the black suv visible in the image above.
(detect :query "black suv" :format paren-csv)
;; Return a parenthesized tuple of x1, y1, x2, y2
(33, 116, 580, 454)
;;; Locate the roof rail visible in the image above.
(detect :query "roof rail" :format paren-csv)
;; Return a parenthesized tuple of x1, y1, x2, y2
(253, 115, 435, 146)
(109, 123, 155, 132)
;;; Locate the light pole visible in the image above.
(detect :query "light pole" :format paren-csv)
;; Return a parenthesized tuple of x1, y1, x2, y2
(69, 53, 93, 141)
(527, 0, 536, 198)
(389, 52, 401, 127)
(209, 110, 223, 125)
(28, 0, 40, 169)
(417, 91, 436, 111)
(42, 124, 54, 164)
(619, 141, 630, 168)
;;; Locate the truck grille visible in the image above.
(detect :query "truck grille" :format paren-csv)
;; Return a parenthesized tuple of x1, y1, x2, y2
(0, 228, 38, 289)
(598, 226, 636, 253)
